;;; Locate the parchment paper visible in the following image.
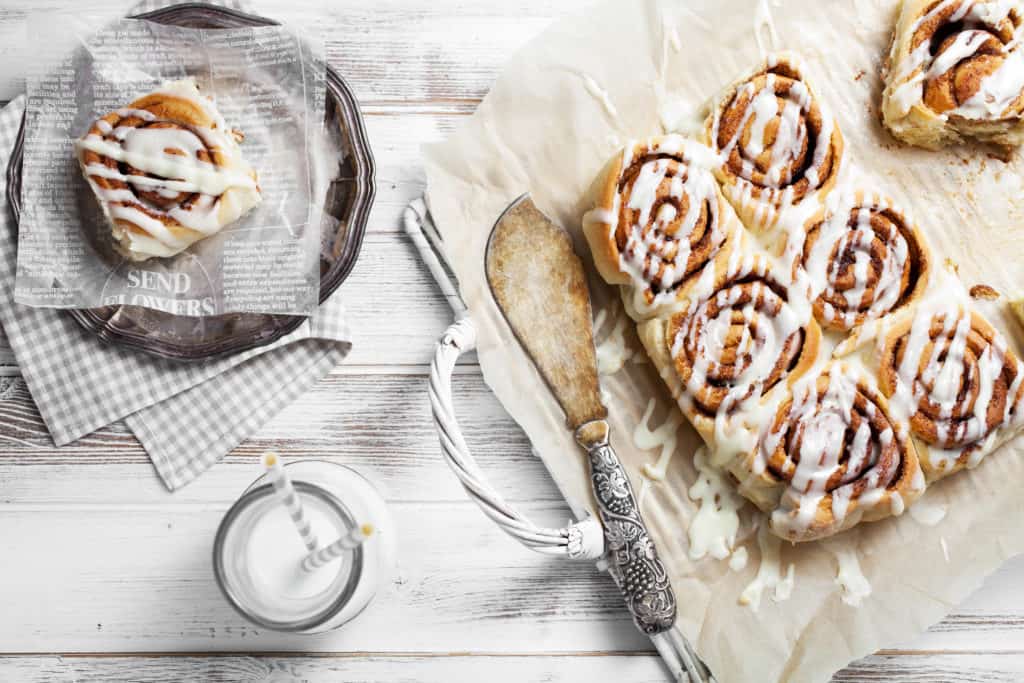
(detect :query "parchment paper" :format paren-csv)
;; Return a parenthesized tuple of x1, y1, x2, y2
(423, 1, 1024, 681)
(14, 12, 329, 316)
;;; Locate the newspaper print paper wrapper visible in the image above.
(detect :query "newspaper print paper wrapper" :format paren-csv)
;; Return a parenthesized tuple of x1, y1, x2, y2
(423, 0, 1024, 681)
(14, 12, 334, 317)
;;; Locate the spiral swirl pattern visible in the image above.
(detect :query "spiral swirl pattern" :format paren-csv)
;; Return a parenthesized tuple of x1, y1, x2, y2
(880, 307, 1024, 474)
(588, 136, 729, 311)
(668, 263, 819, 420)
(708, 54, 843, 226)
(883, 0, 1024, 148)
(917, 0, 1023, 117)
(759, 367, 923, 541)
(76, 80, 260, 261)
(800, 197, 929, 331)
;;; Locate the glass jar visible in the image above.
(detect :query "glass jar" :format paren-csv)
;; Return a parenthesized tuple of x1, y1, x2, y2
(213, 460, 394, 632)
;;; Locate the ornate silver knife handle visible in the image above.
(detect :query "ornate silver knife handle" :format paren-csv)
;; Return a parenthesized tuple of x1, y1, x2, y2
(576, 420, 677, 634)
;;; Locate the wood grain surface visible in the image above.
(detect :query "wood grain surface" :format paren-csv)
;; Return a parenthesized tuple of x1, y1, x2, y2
(0, 0, 1022, 681)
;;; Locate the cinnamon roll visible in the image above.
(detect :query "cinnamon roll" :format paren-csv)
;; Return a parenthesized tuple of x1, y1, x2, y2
(638, 250, 821, 447)
(743, 363, 925, 542)
(583, 135, 738, 319)
(796, 192, 931, 332)
(878, 304, 1024, 478)
(75, 79, 262, 261)
(882, 0, 1024, 150)
(705, 51, 844, 231)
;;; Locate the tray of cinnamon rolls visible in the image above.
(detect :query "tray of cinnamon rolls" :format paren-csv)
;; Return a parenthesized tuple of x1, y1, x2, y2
(5, 3, 374, 361)
(583, 23, 1024, 543)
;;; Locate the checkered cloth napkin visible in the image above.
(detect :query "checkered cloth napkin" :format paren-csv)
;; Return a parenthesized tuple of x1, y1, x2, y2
(0, 95, 352, 490)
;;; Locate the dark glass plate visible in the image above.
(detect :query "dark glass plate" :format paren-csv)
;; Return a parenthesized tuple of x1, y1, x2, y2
(5, 2, 375, 362)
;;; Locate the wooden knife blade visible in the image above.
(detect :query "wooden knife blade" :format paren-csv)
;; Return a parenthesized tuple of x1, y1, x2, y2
(485, 195, 677, 635)
(485, 195, 606, 431)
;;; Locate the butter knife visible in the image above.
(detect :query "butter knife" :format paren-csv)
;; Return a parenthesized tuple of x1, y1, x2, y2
(484, 194, 677, 634)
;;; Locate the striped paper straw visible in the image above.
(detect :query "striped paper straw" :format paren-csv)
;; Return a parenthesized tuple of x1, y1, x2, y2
(262, 452, 318, 552)
(301, 523, 374, 572)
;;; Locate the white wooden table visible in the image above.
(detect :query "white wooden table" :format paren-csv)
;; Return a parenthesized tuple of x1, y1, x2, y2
(0, 1, 1022, 681)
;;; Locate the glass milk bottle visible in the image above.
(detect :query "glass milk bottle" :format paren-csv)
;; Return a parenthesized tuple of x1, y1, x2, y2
(213, 460, 395, 632)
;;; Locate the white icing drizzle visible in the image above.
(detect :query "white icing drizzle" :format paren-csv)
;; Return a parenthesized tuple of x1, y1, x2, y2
(729, 545, 749, 571)
(658, 93, 705, 137)
(670, 250, 813, 467)
(593, 308, 634, 375)
(831, 546, 872, 606)
(582, 74, 619, 119)
(662, 12, 682, 52)
(739, 523, 795, 610)
(75, 79, 260, 259)
(886, 282, 1024, 471)
(636, 398, 682, 480)
(887, 0, 1024, 120)
(909, 497, 948, 525)
(76, 133, 253, 198)
(686, 447, 745, 561)
(797, 192, 917, 329)
(753, 0, 780, 58)
(596, 136, 727, 317)
(710, 54, 839, 225)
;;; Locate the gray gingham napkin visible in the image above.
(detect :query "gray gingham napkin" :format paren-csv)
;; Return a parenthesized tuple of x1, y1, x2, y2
(0, 97, 352, 490)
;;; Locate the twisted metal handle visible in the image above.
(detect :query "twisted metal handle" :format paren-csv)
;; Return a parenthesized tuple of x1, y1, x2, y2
(428, 317, 605, 559)
(411, 198, 603, 556)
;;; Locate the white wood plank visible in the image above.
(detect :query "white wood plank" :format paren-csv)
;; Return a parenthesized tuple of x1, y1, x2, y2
(0, 1, 588, 103)
(0, 370, 559, 503)
(335, 233, 460, 367)
(2, 455, 1024, 654)
(0, 501, 648, 653)
(4, 652, 1024, 682)
(834, 653, 1024, 682)
(0, 655, 669, 683)
(363, 111, 462, 238)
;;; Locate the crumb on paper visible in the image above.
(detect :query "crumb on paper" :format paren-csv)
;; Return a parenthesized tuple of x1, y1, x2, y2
(987, 148, 1015, 165)
(944, 258, 960, 275)
(969, 284, 1000, 301)
(854, 69, 865, 81)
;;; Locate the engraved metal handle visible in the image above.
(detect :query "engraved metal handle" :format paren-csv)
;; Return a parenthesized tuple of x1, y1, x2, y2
(578, 421, 677, 634)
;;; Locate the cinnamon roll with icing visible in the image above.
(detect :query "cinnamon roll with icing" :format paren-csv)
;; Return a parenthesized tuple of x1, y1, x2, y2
(75, 79, 262, 261)
(878, 304, 1024, 478)
(583, 135, 739, 319)
(637, 248, 822, 452)
(882, 0, 1024, 150)
(743, 363, 925, 542)
(705, 51, 844, 230)
(795, 191, 931, 332)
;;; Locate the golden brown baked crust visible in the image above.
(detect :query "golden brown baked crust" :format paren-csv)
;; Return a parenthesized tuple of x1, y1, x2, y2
(881, 0, 1024, 151)
(751, 363, 925, 542)
(794, 191, 931, 332)
(704, 51, 844, 231)
(877, 306, 1024, 479)
(75, 79, 261, 261)
(583, 135, 739, 319)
